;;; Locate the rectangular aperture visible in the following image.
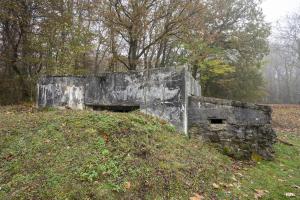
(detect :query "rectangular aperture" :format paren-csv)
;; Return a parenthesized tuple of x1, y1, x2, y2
(209, 118, 225, 124)
(90, 105, 140, 113)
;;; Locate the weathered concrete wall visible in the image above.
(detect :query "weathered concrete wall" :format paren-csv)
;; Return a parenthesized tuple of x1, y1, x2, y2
(185, 71, 201, 97)
(188, 97, 276, 160)
(37, 77, 85, 110)
(84, 67, 189, 132)
(37, 67, 201, 133)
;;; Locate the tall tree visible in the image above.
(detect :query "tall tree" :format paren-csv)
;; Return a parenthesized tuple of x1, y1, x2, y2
(98, 0, 201, 70)
(178, 0, 271, 101)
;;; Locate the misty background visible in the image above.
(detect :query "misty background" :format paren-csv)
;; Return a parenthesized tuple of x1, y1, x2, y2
(262, 0, 300, 104)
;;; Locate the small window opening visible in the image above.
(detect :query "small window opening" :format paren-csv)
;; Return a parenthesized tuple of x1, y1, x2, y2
(98, 76, 106, 82)
(91, 105, 140, 113)
(209, 118, 225, 124)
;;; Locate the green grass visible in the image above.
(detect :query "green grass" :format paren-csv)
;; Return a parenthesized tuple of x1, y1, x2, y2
(0, 106, 299, 199)
(231, 133, 300, 199)
(0, 106, 233, 199)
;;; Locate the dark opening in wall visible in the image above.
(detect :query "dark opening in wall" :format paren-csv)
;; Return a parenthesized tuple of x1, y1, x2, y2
(90, 105, 140, 113)
(209, 118, 225, 124)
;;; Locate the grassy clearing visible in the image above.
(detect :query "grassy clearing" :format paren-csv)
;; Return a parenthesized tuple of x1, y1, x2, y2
(0, 105, 299, 199)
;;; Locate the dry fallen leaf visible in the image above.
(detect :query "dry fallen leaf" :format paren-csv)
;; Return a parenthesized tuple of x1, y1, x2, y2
(212, 183, 220, 189)
(218, 182, 233, 188)
(189, 193, 204, 200)
(231, 176, 237, 182)
(292, 185, 300, 189)
(94, 181, 99, 184)
(285, 193, 296, 197)
(44, 139, 51, 144)
(124, 181, 131, 190)
(219, 182, 225, 186)
(254, 189, 268, 199)
(236, 172, 244, 177)
(101, 133, 110, 143)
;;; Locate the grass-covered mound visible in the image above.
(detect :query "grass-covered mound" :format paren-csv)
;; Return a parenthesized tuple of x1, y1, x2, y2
(0, 106, 233, 199)
(0, 105, 299, 199)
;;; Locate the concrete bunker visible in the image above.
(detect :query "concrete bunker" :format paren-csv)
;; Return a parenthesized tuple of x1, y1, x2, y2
(188, 97, 276, 160)
(37, 67, 276, 160)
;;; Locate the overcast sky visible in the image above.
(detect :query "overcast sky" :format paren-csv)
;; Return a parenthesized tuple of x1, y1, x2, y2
(262, 0, 300, 25)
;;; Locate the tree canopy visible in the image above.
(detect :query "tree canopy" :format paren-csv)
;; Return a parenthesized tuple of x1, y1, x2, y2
(0, 0, 271, 104)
